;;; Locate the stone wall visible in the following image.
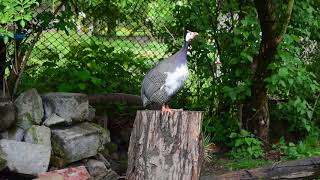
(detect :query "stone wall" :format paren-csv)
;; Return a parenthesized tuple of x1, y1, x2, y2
(0, 88, 119, 179)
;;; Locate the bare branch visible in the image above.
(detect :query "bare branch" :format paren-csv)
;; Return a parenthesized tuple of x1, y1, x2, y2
(163, 24, 176, 44)
(13, 31, 41, 95)
(275, 0, 294, 44)
(12, 1, 66, 95)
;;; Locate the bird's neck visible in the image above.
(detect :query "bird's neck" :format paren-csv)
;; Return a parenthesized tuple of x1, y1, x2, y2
(183, 40, 190, 50)
(176, 41, 189, 65)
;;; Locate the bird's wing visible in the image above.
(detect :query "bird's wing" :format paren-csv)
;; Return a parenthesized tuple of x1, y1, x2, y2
(142, 68, 167, 100)
(141, 54, 186, 107)
(154, 57, 178, 73)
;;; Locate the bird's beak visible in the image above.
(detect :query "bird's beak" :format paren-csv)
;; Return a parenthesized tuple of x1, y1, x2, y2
(193, 32, 199, 36)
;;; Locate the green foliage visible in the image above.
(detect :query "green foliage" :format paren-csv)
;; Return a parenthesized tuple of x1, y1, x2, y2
(0, 0, 38, 42)
(228, 129, 264, 159)
(202, 115, 239, 145)
(267, 34, 320, 133)
(4, 0, 319, 163)
(165, 0, 261, 144)
(20, 40, 150, 94)
(273, 131, 320, 160)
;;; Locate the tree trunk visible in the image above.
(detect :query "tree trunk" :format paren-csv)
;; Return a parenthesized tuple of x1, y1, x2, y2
(201, 156, 320, 180)
(242, 0, 294, 143)
(0, 40, 6, 91)
(126, 110, 204, 180)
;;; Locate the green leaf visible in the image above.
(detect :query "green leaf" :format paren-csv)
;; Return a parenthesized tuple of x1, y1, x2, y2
(279, 68, 289, 77)
(20, 20, 25, 27)
(24, 14, 32, 21)
(235, 139, 243, 147)
(240, 52, 253, 63)
(3, 36, 9, 44)
(279, 80, 286, 88)
(76, 70, 91, 81)
(58, 83, 73, 92)
(288, 79, 294, 85)
(240, 129, 250, 137)
(90, 77, 103, 85)
(244, 138, 252, 145)
(229, 132, 238, 138)
(78, 83, 86, 90)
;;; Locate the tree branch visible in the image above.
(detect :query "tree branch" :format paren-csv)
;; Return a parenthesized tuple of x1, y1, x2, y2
(275, 0, 294, 44)
(13, 31, 41, 95)
(12, 1, 66, 96)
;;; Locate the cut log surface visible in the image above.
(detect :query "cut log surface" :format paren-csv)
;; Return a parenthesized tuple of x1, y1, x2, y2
(201, 156, 320, 180)
(126, 110, 203, 180)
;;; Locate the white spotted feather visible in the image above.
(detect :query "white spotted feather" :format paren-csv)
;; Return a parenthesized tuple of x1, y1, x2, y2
(160, 64, 188, 96)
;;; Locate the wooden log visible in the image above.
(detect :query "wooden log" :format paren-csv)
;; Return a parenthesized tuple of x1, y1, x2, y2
(201, 156, 320, 180)
(88, 93, 142, 106)
(126, 110, 204, 180)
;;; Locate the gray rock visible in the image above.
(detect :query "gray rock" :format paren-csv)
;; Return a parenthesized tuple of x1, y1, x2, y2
(25, 125, 51, 146)
(100, 169, 119, 180)
(0, 98, 16, 132)
(84, 159, 119, 180)
(87, 106, 96, 121)
(0, 126, 25, 141)
(15, 88, 44, 130)
(96, 153, 111, 168)
(0, 139, 51, 175)
(42, 92, 89, 124)
(85, 159, 108, 177)
(43, 114, 66, 126)
(51, 122, 110, 163)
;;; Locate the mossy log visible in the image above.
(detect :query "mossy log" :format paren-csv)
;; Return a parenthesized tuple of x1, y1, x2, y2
(201, 156, 320, 180)
(126, 110, 204, 180)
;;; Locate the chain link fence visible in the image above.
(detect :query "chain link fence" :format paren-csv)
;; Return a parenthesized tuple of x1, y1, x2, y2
(31, 1, 176, 63)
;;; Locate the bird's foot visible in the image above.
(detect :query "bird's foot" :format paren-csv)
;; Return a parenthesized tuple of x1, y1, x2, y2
(161, 105, 173, 114)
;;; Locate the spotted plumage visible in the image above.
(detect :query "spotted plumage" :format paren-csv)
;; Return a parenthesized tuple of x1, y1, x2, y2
(141, 31, 198, 112)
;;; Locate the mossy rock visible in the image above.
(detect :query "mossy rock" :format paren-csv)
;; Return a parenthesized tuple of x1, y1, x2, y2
(15, 113, 34, 130)
(0, 148, 7, 171)
(25, 125, 51, 146)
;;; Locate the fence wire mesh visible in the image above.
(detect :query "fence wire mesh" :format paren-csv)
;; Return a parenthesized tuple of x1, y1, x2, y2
(31, 1, 175, 62)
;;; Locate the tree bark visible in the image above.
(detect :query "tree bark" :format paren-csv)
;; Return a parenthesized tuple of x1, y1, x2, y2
(242, 0, 294, 143)
(88, 93, 142, 106)
(126, 110, 204, 180)
(201, 156, 320, 180)
(0, 40, 6, 91)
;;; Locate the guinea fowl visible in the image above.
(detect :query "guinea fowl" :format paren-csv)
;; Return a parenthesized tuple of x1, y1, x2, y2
(141, 31, 198, 113)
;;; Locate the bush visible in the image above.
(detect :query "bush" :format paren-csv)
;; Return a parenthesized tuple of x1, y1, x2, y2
(228, 129, 264, 159)
(20, 40, 151, 95)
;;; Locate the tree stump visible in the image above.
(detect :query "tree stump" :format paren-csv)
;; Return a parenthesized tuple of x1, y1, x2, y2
(126, 110, 203, 180)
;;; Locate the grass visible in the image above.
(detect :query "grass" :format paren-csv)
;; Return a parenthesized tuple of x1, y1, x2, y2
(202, 155, 274, 176)
(225, 158, 272, 171)
(116, 26, 148, 36)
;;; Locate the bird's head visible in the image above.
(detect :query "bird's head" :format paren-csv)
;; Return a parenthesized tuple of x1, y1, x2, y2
(185, 30, 198, 42)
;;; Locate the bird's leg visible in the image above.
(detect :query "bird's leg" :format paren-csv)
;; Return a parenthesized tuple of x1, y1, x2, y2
(165, 105, 173, 113)
(161, 104, 173, 113)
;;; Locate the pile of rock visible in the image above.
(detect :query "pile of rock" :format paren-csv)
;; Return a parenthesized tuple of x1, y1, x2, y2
(0, 89, 119, 179)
